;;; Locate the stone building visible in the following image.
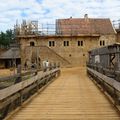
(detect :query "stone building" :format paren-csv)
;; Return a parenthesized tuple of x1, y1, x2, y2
(16, 15, 116, 68)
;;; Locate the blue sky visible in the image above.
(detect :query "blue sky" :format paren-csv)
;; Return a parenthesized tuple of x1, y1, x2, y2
(0, 0, 120, 31)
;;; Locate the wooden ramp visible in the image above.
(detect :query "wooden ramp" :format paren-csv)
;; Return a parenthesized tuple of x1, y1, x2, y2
(7, 67, 120, 120)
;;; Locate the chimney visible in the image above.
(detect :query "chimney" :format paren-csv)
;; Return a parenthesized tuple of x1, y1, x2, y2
(84, 14, 88, 19)
(84, 14, 89, 22)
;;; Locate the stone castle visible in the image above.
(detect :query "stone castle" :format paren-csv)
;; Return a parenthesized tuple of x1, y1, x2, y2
(0, 14, 117, 68)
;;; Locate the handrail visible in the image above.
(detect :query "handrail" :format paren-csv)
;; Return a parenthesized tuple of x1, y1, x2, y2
(0, 68, 59, 101)
(87, 67, 120, 93)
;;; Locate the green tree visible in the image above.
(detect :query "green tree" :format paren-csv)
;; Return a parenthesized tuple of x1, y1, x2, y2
(0, 29, 14, 47)
(6, 29, 14, 44)
(0, 32, 6, 45)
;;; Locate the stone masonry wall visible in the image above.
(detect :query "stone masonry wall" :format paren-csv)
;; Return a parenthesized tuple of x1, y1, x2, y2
(19, 34, 116, 68)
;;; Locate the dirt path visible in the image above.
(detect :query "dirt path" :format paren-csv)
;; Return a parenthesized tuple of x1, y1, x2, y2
(0, 69, 13, 77)
(7, 67, 120, 120)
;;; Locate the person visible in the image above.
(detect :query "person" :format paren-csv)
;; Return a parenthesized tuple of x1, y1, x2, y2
(24, 61, 27, 70)
(43, 60, 47, 71)
(42, 60, 49, 71)
(38, 57, 41, 69)
(46, 60, 49, 68)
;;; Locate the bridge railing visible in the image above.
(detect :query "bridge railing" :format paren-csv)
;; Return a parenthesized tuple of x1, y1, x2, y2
(0, 68, 60, 101)
(0, 66, 60, 119)
(87, 65, 120, 106)
(0, 62, 60, 89)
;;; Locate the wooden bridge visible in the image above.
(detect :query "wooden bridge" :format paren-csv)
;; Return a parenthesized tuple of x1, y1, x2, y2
(5, 67, 120, 120)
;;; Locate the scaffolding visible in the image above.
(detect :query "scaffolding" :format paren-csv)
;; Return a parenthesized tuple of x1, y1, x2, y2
(14, 19, 99, 37)
(113, 19, 120, 30)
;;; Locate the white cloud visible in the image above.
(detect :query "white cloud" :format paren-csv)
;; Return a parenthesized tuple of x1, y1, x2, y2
(0, 0, 120, 31)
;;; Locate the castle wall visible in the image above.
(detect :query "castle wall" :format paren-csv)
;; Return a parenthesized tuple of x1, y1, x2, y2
(19, 34, 116, 68)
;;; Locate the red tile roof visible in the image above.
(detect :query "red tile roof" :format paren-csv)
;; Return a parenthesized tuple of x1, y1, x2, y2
(56, 18, 116, 35)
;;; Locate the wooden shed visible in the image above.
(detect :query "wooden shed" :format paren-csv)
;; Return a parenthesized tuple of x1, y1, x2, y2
(0, 48, 21, 68)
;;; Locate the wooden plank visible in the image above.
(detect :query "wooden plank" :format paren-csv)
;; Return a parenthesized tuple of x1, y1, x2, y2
(7, 67, 120, 120)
